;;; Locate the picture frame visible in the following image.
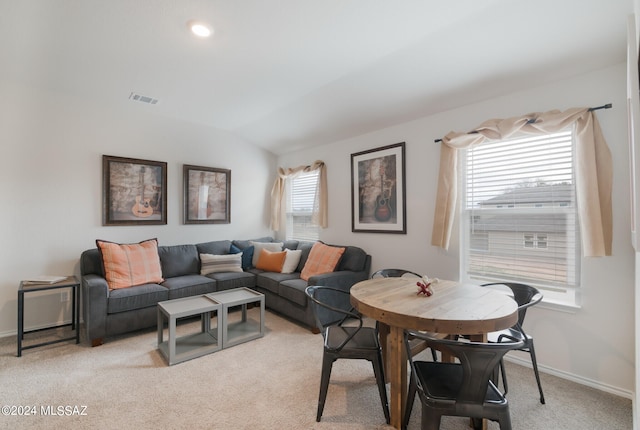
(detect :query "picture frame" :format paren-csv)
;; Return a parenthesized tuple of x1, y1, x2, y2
(351, 142, 406, 233)
(102, 155, 167, 226)
(183, 164, 231, 224)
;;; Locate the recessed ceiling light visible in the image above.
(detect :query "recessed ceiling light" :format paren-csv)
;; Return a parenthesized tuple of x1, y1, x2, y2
(188, 20, 213, 38)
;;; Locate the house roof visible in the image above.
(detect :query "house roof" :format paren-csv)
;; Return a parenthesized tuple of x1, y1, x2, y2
(479, 184, 574, 206)
(0, 1, 630, 155)
(473, 214, 570, 234)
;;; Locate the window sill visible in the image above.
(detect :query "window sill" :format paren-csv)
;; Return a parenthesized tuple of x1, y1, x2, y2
(538, 297, 580, 313)
(477, 280, 580, 313)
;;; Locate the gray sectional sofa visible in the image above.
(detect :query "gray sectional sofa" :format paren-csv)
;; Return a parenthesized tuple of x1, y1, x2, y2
(80, 237, 371, 346)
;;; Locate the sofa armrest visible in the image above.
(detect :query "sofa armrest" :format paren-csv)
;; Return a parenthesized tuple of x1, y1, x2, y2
(81, 274, 109, 345)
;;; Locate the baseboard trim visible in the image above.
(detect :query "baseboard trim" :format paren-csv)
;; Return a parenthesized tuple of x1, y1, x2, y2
(504, 355, 634, 400)
(0, 318, 75, 339)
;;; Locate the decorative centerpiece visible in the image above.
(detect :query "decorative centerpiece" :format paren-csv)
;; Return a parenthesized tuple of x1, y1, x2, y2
(416, 276, 438, 297)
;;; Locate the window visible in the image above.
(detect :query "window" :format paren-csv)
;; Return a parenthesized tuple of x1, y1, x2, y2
(523, 233, 548, 249)
(462, 130, 579, 305)
(286, 170, 320, 241)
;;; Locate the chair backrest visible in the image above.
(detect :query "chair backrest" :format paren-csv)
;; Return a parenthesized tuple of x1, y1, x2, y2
(305, 286, 362, 333)
(405, 330, 524, 403)
(482, 283, 542, 326)
(371, 268, 421, 279)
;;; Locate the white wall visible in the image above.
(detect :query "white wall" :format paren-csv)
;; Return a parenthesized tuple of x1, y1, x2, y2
(0, 79, 277, 337)
(277, 63, 635, 396)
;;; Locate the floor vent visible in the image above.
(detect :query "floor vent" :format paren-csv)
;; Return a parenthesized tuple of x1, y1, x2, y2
(129, 92, 158, 105)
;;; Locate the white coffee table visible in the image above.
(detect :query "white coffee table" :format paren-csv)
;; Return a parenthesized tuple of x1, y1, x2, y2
(157, 295, 222, 365)
(206, 287, 265, 349)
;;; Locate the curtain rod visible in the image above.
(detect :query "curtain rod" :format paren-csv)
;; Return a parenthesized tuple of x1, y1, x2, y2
(433, 103, 612, 143)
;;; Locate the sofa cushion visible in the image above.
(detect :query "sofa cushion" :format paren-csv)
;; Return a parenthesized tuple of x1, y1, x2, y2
(232, 237, 273, 250)
(200, 253, 243, 274)
(250, 241, 283, 267)
(162, 275, 216, 300)
(335, 245, 367, 272)
(159, 244, 200, 278)
(206, 271, 256, 291)
(196, 240, 232, 256)
(295, 242, 315, 272)
(107, 283, 169, 314)
(97, 238, 164, 290)
(254, 271, 300, 295)
(279, 278, 309, 307)
(283, 240, 299, 250)
(281, 249, 302, 274)
(255, 249, 286, 272)
(300, 242, 345, 281)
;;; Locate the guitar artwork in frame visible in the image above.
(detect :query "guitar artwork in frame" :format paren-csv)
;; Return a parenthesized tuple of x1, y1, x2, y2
(102, 155, 167, 226)
(351, 142, 406, 233)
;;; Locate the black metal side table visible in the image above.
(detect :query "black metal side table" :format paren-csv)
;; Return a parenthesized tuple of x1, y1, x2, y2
(17, 276, 80, 357)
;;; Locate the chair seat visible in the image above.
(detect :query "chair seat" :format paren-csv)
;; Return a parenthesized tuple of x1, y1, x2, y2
(416, 362, 504, 403)
(325, 326, 380, 351)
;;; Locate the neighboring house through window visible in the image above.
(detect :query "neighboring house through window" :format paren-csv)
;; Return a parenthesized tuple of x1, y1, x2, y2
(286, 170, 320, 241)
(462, 130, 579, 306)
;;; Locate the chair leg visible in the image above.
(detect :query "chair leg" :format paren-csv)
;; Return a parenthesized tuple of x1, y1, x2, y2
(499, 359, 509, 395)
(316, 354, 334, 421)
(497, 407, 513, 430)
(372, 353, 390, 424)
(422, 404, 442, 430)
(402, 374, 417, 430)
(528, 341, 545, 404)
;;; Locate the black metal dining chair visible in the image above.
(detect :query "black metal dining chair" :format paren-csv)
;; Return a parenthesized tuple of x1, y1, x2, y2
(481, 282, 545, 404)
(305, 286, 390, 424)
(371, 268, 423, 279)
(402, 330, 525, 430)
(371, 269, 438, 361)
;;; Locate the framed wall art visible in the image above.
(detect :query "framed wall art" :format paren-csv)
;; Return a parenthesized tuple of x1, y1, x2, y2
(351, 142, 406, 233)
(183, 164, 231, 224)
(102, 155, 167, 226)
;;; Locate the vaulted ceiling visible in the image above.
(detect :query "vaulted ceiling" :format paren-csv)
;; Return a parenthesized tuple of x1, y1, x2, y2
(0, 0, 632, 154)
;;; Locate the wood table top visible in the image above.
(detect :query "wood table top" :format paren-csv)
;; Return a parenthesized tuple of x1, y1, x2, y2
(350, 278, 518, 335)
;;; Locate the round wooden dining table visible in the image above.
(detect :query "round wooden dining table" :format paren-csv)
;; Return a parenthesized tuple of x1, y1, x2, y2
(350, 277, 518, 430)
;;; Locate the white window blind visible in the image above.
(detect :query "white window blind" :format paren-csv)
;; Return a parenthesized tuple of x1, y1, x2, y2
(462, 130, 579, 298)
(286, 170, 320, 241)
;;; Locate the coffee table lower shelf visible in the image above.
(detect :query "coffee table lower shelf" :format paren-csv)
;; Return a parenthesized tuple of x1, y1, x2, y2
(157, 331, 220, 365)
(157, 295, 222, 366)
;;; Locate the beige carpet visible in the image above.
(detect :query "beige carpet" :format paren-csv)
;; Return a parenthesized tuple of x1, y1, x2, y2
(0, 309, 632, 430)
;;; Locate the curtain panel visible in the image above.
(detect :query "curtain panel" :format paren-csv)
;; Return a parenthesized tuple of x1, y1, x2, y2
(431, 107, 612, 257)
(270, 160, 327, 231)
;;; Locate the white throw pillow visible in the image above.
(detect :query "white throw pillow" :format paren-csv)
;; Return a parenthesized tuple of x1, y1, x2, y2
(250, 241, 283, 267)
(200, 253, 243, 275)
(281, 249, 302, 274)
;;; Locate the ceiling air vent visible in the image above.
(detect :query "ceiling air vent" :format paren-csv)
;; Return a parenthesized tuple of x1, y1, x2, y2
(129, 92, 158, 105)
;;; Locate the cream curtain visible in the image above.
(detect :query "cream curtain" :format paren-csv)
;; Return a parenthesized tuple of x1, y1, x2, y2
(431, 107, 612, 257)
(270, 160, 327, 231)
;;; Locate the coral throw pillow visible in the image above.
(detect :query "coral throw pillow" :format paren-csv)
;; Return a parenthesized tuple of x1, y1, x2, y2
(255, 249, 287, 272)
(300, 242, 345, 281)
(96, 238, 164, 290)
